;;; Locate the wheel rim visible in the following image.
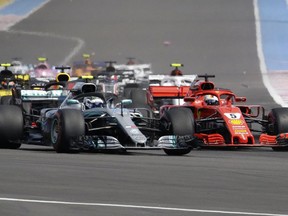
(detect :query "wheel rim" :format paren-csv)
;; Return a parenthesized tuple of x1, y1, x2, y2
(51, 118, 59, 144)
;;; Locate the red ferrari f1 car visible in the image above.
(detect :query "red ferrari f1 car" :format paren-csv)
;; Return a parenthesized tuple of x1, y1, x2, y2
(149, 74, 288, 151)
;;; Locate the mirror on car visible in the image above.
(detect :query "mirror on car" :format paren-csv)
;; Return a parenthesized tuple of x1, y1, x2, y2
(121, 99, 132, 105)
(66, 99, 80, 105)
(235, 97, 246, 102)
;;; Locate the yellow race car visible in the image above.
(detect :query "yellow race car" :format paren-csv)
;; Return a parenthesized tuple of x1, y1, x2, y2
(71, 54, 105, 76)
(0, 63, 30, 104)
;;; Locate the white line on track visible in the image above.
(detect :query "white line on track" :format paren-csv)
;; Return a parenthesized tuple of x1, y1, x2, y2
(6, 29, 85, 66)
(0, 197, 287, 216)
(253, 0, 287, 107)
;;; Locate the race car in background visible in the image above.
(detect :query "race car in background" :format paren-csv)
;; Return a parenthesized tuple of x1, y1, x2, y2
(71, 54, 105, 77)
(70, 61, 135, 97)
(121, 64, 196, 117)
(29, 57, 57, 78)
(80, 61, 151, 98)
(0, 63, 30, 104)
(10, 59, 30, 74)
(28, 66, 72, 90)
(114, 58, 152, 83)
(147, 74, 197, 112)
(154, 74, 288, 150)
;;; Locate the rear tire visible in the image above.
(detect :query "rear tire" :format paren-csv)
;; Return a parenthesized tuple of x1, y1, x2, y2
(0, 105, 23, 149)
(123, 84, 140, 99)
(51, 109, 85, 153)
(129, 88, 152, 117)
(130, 89, 147, 106)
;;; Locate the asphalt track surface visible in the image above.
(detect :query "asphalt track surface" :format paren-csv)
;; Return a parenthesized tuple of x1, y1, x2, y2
(0, 0, 287, 216)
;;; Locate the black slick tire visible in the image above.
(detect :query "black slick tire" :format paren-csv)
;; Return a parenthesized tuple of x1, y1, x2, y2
(51, 109, 85, 153)
(161, 107, 194, 155)
(268, 108, 288, 151)
(162, 107, 195, 136)
(0, 105, 23, 149)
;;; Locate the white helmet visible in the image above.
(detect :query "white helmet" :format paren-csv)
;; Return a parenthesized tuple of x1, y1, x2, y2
(204, 95, 219, 105)
(83, 97, 104, 109)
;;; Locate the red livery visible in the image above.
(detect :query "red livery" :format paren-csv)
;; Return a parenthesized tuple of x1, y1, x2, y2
(151, 74, 288, 150)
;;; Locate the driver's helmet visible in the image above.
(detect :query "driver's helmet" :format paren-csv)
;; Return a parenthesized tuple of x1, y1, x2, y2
(204, 94, 219, 105)
(170, 69, 183, 76)
(83, 96, 104, 109)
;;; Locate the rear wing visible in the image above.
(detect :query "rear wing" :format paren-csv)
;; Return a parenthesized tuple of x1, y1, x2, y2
(20, 89, 67, 101)
(114, 63, 153, 78)
(149, 86, 190, 98)
(148, 74, 197, 86)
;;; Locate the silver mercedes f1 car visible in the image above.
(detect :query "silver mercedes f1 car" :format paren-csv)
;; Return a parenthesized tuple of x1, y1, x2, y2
(0, 79, 194, 155)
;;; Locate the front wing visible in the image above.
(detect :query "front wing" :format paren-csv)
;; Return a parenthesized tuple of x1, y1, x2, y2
(194, 132, 288, 149)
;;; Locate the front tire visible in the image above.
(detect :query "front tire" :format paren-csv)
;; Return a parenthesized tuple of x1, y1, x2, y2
(161, 107, 195, 136)
(51, 109, 85, 153)
(163, 147, 192, 156)
(0, 105, 23, 149)
(268, 108, 288, 151)
(160, 107, 195, 155)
